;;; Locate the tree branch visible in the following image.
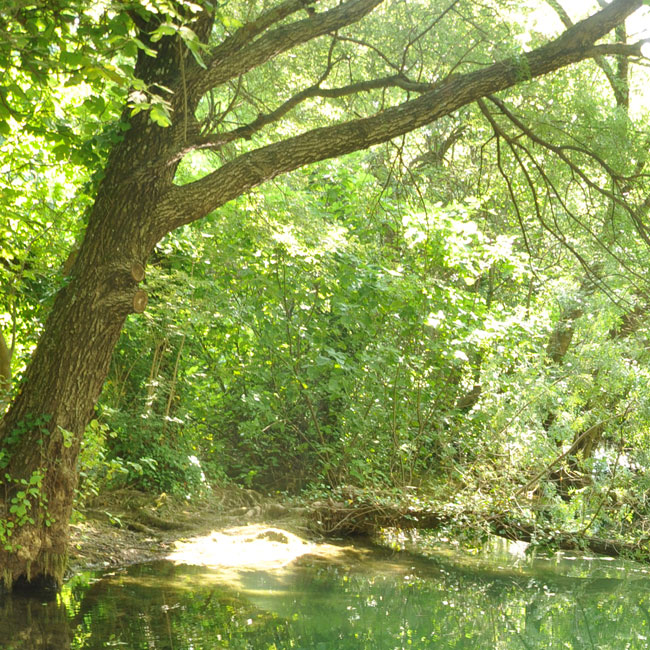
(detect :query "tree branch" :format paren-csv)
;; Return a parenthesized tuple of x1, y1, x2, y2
(586, 40, 648, 58)
(209, 0, 322, 60)
(545, 0, 643, 106)
(487, 95, 650, 247)
(180, 0, 321, 98)
(157, 0, 644, 233)
(187, 73, 436, 154)
(188, 0, 383, 101)
(515, 407, 630, 497)
(545, 0, 573, 28)
(479, 99, 617, 300)
(480, 96, 649, 298)
(334, 35, 402, 73)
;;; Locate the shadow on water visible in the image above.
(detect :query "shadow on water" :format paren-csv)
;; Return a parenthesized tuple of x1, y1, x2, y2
(3, 538, 650, 649)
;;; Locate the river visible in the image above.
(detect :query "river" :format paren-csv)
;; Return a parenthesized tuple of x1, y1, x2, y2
(1, 529, 649, 649)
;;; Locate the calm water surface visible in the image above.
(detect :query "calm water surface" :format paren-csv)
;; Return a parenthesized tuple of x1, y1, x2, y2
(2, 537, 650, 649)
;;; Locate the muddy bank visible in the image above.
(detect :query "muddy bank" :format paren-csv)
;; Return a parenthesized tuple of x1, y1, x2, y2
(67, 487, 311, 576)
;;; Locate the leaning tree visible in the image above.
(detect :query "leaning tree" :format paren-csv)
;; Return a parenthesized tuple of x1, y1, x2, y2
(0, 0, 648, 592)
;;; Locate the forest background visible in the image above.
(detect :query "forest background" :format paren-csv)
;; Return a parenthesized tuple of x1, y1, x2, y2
(2, 0, 650, 591)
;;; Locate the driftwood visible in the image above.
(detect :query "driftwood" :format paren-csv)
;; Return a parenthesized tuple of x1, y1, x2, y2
(310, 494, 650, 560)
(311, 498, 444, 536)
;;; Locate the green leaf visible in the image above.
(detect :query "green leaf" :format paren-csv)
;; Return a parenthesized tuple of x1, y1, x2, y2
(150, 23, 178, 42)
(186, 39, 207, 69)
(59, 50, 86, 67)
(150, 104, 172, 127)
(52, 143, 72, 160)
(132, 38, 157, 57)
(217, 12, 243, 29)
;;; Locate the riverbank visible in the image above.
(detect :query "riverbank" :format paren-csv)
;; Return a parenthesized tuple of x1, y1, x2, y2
(67, 487, 313, 575)
(67, 485, 648, 579)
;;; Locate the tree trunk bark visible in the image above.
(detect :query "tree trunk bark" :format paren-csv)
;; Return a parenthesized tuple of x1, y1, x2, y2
(0, 328, 10, 406)
(0, 121, 172, 590)
(0, 591, 72, 648)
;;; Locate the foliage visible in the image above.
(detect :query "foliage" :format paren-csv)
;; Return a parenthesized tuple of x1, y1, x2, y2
(2, 0, 650, 566)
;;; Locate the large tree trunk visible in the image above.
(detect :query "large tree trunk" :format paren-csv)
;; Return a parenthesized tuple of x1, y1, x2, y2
(0, 143, 169, 591)
(0, 0, 643, 593)
(0, 1, 199, 592)
(0, 328, 10, 406)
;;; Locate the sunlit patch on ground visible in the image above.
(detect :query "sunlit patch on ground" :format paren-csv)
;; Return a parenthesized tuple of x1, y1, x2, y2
(166, 524, 362, 572)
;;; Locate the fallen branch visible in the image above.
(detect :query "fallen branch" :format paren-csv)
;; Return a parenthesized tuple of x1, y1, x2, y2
(310, 497, 443, 536)
(490, 515, 649, 559)
(309, 492, 650, 560)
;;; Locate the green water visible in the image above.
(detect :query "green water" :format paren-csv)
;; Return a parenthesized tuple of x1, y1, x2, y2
(2, 540, 650, 649)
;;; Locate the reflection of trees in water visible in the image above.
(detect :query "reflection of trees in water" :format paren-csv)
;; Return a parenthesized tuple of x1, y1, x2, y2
(263, 561, 650, 649)
(3, 557, 650, 649)
(0, 593, 71, 650)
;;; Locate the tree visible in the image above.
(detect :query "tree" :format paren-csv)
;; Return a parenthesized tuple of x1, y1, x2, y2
(0, 330, 9, 405)
(0, 0, 648, 592)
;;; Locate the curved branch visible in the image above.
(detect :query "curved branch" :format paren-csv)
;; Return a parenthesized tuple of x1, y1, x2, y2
(188, 73, 436, 154)
(546, 0, 639, 107)
(335, 35, 402, 73)
(189, 0, 383, 100)
(488, 95, 650, 246)
(187, 0, 323, 77)
(156, 0, 643, 234)
(480, 99, 607, 293)
(213, 0, 322, 55)
(479, 98, 649, 303)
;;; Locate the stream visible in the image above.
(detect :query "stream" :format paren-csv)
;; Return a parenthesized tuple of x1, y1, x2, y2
(1, 532, 650, 649)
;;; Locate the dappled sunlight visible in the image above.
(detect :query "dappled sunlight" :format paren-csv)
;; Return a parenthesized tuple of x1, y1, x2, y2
(166, 524, 366, 574)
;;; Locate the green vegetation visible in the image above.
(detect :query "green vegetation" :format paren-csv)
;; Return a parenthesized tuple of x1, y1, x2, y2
(2, 0, 650, 591)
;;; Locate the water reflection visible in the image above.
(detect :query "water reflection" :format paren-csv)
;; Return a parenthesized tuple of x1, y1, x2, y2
(2, 541, 650, 649)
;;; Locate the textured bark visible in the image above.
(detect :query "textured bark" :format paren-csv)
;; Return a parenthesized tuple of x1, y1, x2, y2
(0, 0, 644, 593)
(0, 20, 183, 592)
(191, 0, 383, 98)
(0, 328, 10, 402)
(0, 177, 163, 591)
